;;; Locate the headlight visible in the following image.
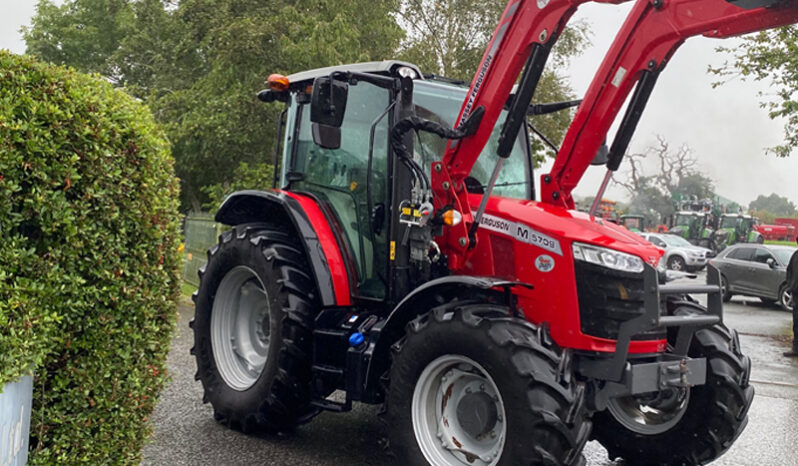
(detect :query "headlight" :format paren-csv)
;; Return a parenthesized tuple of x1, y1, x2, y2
(688, 251, 702, 258)
(572, 242, 645, 274)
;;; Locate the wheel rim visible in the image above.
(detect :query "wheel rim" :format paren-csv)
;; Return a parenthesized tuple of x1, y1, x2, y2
(412, 355, 507, 466)
(669, 257, 684, 271)
(783, 288, 794, 311)
(211, 266, 271, 391)
(721, 278, 728, 297)
(607, 387, 690, 435)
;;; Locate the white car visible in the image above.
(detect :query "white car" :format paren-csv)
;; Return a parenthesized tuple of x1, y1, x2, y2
(639, 233, 715, 272)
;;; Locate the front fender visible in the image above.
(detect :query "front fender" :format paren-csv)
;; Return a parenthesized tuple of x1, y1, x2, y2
(364, 276, 533, 396)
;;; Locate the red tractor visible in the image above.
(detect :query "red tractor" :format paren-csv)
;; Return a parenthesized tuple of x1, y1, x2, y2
(191, 1, 798, 464)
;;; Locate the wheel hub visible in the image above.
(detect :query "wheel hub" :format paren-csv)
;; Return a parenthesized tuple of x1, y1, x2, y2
(607, 387, 690, 435)
(456, 390, 498, 439)
(211, 266, 271, 391)
(412, 355, 506, 466)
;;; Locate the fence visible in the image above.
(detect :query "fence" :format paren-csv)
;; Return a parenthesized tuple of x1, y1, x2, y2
(182, 213, 224, 286)
(0, 375, 32, 466)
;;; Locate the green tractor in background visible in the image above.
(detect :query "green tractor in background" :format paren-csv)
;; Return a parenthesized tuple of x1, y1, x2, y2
(619, 214, 645, 233)
(668, 211, 715, 250)
(714, 213, 764, 250)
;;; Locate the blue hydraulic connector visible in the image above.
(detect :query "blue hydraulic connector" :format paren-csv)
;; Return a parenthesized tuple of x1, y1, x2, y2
(348, 332, 365, 347)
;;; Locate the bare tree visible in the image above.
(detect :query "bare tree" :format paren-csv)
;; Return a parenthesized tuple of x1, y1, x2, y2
(611, 151, 646, 195)
(650, 135, 698, 193)
(611, 135, 715, 222)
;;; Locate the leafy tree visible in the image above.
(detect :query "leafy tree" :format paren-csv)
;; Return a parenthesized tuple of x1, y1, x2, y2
(751, 210, 777, 224)
(749, 193, 797, 216)
(676, 173, 715, 200)
(24, 0, 403, 211)
(201, 162, 275, 212)
(23, 0, 134, 82)
(710, 26, 797, 157)
(396, 0, 591, 166)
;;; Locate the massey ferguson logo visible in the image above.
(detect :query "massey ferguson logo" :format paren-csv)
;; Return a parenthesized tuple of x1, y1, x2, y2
(477, 213, 564, 256)
(535, 255, 555, 272)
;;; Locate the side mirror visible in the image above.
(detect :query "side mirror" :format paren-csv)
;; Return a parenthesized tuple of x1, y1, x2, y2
(767, 257, 776, 269)
(310, 77, 349, 149)
(591, 142, 610, 166)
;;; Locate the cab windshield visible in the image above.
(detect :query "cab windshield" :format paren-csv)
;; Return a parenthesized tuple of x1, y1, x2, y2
(623, 217, 642, 230)
(675, 214, 697, 227)
(720, 216, 740, 229)
(412, 80, 531, 199)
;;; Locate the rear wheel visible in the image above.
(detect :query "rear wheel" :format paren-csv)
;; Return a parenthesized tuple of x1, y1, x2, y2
(591, 306, 753, 465)
(779, 284, 794, 312)
(191, 224, 319, 433)
(721, 275, 732, 302)
(383, 302, 590, 466)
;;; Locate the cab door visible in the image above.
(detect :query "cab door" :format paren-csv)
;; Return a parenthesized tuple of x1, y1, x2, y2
(288, 81, 393, 300)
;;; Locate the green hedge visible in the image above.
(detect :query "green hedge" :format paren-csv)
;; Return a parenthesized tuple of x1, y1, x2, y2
(0, 52, 181, 464)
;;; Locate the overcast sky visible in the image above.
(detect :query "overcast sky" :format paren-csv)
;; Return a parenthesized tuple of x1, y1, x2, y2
(2, 1, 796, 208)
(551, 3, 798, 207)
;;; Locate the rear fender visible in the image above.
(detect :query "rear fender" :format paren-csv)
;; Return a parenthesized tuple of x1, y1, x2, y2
(364, 276, 532, 396)
(215, 189, 351, 307)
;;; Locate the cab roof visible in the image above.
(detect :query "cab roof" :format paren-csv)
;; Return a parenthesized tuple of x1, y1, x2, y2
(286, 61, 424, 84)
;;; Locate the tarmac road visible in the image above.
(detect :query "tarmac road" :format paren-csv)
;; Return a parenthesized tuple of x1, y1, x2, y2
(142, 281, 798, 466)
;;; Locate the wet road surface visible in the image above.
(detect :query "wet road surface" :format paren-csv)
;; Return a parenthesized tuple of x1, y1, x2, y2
(142, 283, 798, 465)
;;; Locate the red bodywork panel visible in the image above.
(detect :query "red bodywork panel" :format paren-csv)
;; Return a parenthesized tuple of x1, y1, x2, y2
(459, 195, 666, 353)
(427, 0, 798, 353)
(755, 224, 793, 241)
(435, 0, 798, 258)
(282, 191, 352, 306)
(775, 218, 798, 242)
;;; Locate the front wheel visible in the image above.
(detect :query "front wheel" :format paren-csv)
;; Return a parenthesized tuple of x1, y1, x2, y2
(667, 255, 686, 271)
(779, 284, 794, 312)
(383, 303, 590, 466)
(591, 309, 754, 465)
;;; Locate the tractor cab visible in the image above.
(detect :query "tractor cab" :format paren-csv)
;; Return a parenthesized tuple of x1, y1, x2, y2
(261, 61, 533, 300)
(620, 214, 645, 232)
(669, 211, 714, 248)
(718, 213, 763, 246)
(670, 211, 703, 239)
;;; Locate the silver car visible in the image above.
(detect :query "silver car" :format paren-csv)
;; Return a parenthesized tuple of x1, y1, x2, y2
(710, 244, 795, 311)
(640, 233, 714, 272)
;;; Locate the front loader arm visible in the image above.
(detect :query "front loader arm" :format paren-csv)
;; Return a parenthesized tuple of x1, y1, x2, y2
(433, 0, 627, 266)
(441, 0, 630, 180)
(542, 0, 798, 208)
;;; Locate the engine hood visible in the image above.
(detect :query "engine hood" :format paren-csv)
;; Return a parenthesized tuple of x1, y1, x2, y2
(470, 195, 663, 266)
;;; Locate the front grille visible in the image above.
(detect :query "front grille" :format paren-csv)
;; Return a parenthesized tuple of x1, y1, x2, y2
(574, 262, 666, 341)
